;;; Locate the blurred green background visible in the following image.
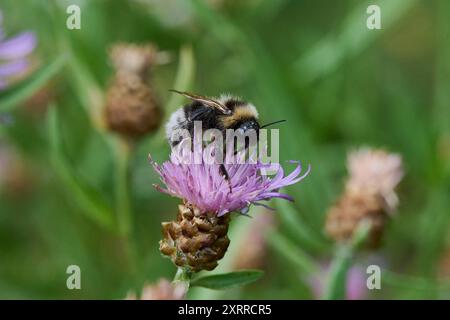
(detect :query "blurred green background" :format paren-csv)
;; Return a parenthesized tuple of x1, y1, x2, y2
(0, 0, 449, 299)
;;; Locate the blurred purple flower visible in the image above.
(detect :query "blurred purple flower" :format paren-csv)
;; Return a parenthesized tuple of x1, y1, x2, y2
(0, 11, 37, 89)
(309, 265, 367, 300)
(150, 146, 310, 216)
(345, 267, 368, 300)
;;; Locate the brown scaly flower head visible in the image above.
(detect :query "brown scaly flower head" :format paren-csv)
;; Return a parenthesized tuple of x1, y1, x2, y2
(325, 148, 403, 247)
(126, 279, 187, 300)
(104, 43, 162, 139)
(150, 141, 310, 273)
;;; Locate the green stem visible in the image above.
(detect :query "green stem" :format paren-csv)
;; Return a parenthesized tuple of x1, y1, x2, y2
(173, 267, 192, 295)
(114, 138, 133, 237)
(112, 137, 138, 279)
(323, 221, 371, 300)
(323, 244, 353, 300)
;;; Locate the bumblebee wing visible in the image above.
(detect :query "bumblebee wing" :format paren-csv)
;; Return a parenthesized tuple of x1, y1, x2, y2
(170, 89, 231, 115)
(189, 107, 213, 121)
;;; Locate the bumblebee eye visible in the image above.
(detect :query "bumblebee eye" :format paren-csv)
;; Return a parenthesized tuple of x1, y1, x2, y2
(238, 120, 259, 132)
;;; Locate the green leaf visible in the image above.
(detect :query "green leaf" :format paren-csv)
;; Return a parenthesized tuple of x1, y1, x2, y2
(0, 55, 67, 112)
(190, 270, 263, 290)
(165, 44, 196, 114)
(46, 106, 116, 231)
(294, 0, 418, 85)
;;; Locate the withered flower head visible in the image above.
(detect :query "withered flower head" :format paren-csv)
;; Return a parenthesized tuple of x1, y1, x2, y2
(109, 43, 157, 78)
(104, 43, 162, 139)
(325, 147, 403, 247)
(151, 147, 310, 272)
(346, 148, 403, 212)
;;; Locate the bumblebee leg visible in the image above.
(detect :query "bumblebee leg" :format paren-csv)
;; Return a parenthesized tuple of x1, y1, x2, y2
(219, 164, 232, 193)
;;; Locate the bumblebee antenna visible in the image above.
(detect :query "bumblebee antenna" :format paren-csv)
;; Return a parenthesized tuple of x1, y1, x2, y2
(260, 119, 287, 128)
(169, 89, 231, 115)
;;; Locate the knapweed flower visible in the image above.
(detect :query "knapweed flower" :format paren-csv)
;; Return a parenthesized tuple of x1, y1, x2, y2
(0, 12, 36, 89)
(325, 147, 403, 247)
(151, 149, 309, 216)
(151, 147, 310, 272)
(104, 43, 162, 138)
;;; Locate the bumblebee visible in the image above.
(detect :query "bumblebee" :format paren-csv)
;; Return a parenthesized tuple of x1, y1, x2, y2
(166, 90, 262, 147)
(165, 90, 284, 190)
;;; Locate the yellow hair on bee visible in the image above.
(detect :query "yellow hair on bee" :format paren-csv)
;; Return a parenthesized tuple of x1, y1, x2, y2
(219, 104, 258, 128)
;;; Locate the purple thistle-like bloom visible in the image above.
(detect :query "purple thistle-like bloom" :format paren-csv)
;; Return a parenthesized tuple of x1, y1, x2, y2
(150, 147, 310, 216)
(0, 11, 37, 89)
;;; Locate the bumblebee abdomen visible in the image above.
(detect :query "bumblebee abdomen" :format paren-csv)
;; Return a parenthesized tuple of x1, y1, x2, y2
(165, 107, 186, 144)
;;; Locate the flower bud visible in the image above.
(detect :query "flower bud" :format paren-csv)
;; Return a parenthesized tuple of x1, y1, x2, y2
(109, 43, 157, 78)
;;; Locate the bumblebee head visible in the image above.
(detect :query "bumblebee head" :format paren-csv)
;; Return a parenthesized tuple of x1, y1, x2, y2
(218, 95, 260, 132)
(237, 118, 260, 132)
